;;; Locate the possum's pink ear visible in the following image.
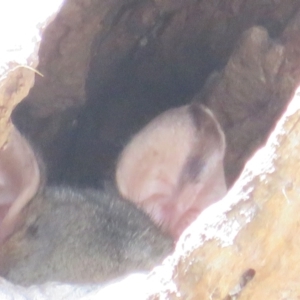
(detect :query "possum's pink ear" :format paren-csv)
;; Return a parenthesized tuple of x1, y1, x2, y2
(116, 106, 195, 230)
(116, 103, 227, 239)
(0, 126, 40, 243)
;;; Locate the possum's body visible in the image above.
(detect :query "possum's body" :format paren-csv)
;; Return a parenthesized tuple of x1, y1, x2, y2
(0, 102, 225, 286)
(0, 186, 172, 286)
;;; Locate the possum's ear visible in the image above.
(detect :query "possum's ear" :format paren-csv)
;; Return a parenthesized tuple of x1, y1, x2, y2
(0, 126, 40, 243)
(116, 103, 227, 239)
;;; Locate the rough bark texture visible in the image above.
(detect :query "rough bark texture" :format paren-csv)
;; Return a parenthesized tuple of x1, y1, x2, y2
(205, 15, 300, 185)
(0, 67, 35, 148)
(1, 0, 300, 299)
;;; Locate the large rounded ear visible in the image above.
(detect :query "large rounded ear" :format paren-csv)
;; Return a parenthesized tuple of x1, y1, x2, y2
(115, 105, 195, 224)
(116, 103, 227, 239)
(0, 126, 40, 243)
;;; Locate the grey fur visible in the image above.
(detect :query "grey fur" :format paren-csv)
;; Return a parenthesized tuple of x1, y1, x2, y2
(0, 186, 173, 286)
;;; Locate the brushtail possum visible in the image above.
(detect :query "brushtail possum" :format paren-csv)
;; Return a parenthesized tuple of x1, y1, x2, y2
(0, 126, 172, 286)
